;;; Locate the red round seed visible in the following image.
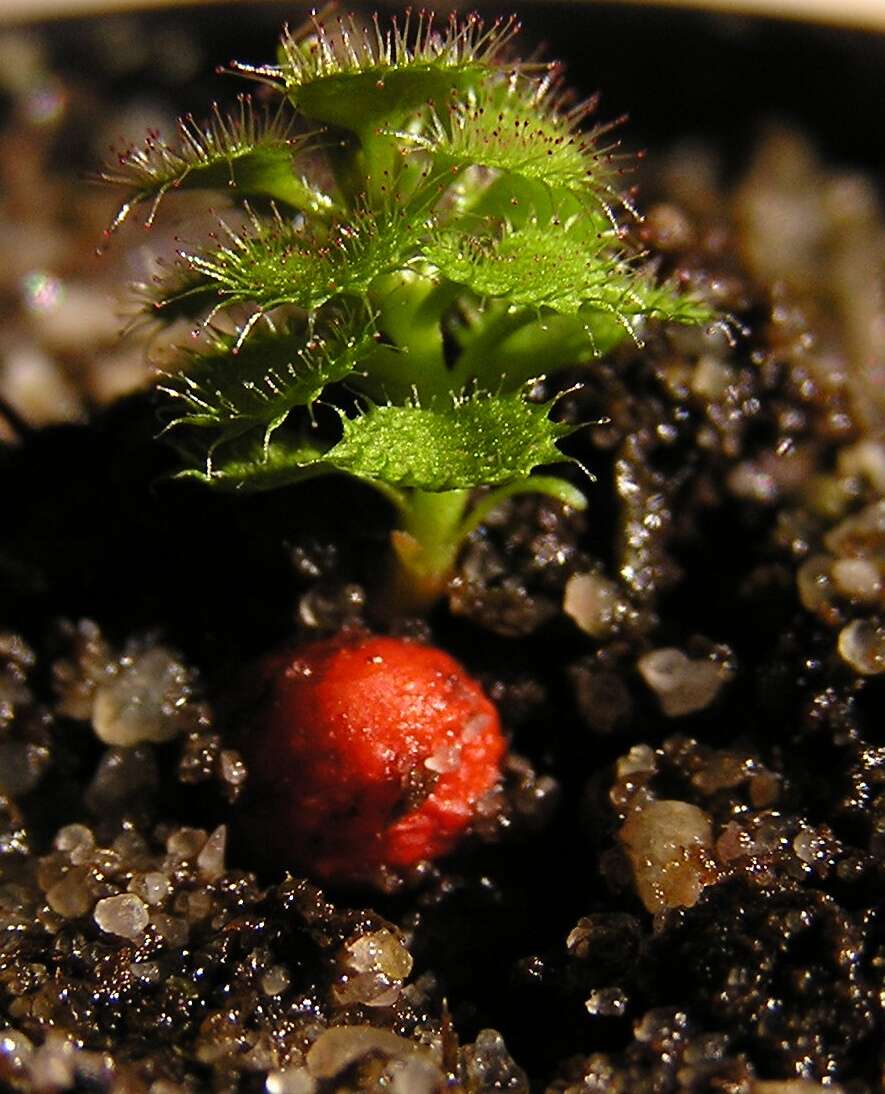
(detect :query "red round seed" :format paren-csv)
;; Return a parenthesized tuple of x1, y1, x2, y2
(240, 631, 505, 883)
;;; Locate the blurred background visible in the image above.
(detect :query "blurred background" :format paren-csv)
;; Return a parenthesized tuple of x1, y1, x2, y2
(2, 0, 885, 32)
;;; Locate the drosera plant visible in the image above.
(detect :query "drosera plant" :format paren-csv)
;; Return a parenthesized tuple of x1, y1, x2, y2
(101, 7, 714, 611)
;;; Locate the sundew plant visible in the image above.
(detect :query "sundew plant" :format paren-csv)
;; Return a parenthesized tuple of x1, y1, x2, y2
(103, 9, 712, 607)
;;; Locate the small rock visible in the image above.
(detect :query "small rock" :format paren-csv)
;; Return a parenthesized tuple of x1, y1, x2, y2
(346, 928, 413, 980)
(637, 648, 727, 717)
(837, 618, 885, 675)
(824, 499, 885, 558)
(93, 893, 149, 940)
(130, 961, 160, 983)
(151, 912, 188, 947)
(334, 926, 414, 1007)
(563, 573, 623, 639)
(266, 1068, 316, 1094)
(92, 646, 191, 747)
(306, 1026, 420, 1080)
(585, 987, 629, 1017)
(128, 871, 171, 906)
(182, 888, 213, 922)
(837, 439, 885, 493)
(797, 555, 836, 616)
(389, 1056, 443, 1094)
(166, 827, 207, 861)
(196, 825, 227, 881)
(46, 866, 93, 919)
(620, 799, 716, 914)
(831, 558, 882, 603)
(461, 1029, 528, 1094)
(220, 749, 247, 787)
(54, 824, 94, 856)
(260, 966, 290, 997)
(616, 744, 657, 780)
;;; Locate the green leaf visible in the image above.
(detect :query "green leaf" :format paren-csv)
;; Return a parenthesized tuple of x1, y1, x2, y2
(392, 78, 619, 209)
(267, 11, 519, 132)
(611, 276, 715, 327)
(426, 218, 714, 336)
(174, 390, 581, 500)
(101, 98, 335, 233)
(170, 203, 429, 320)
(425, 218, 618, 316)
(175, 429, 330, 491)
(323, 390, 575, 491)
(159, 315, 377, 436)
(449, 304, 623, 390)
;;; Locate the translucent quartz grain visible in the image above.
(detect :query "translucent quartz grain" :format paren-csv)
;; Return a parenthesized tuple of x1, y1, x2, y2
(52, 824, 94, 855)
(345, 929, 412, 979)
(260, 966, 290, 997)
(620, 800, 715, 913)
(563, 573, 621, 638)
(306, 1027, 422, 1080)
(92, 647, 190, 746)
(128, 871, 171, 906)
(266, 1069, 316, 1094)
(196, 825, 227, 881)
(46, 867, 92, 919)
(831, 558, 881, 603)
(637, 649, 726, 717)
(837, 618, 885, 675)
(93, 893, 149, 940)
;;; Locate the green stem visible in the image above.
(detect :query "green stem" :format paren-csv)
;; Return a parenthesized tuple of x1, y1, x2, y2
(452, 308, 611, 393)
(385, 488, 471, 614)
(360, 274, 460, 404)
(401, 488, 471, 579)
(457, 475, 587, 540)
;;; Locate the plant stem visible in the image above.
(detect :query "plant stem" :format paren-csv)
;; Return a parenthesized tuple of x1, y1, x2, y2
(385, 488, 471, 614)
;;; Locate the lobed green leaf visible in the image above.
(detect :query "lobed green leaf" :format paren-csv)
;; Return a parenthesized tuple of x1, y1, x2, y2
(323, 390, 575, 491)
(426, 218, 714, 339)
(266, 11, 520, 132)
(425, 218, 621, 316)
(159, 315, 377, 436)
(175, 429, 330, 491)
(101, 98, 335, 234)
(176, 388, 576, 496)
(392, 78, 621, 213)
(165, 203, 430, 322)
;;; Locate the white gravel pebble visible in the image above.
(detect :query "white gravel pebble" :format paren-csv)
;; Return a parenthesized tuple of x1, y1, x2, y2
(637, 648, 727, 717)
(93, 893, 149, 941)
(563, 573, 622, 639)
(837, 618, 885, 675)
(620, 799, 715, 913)
(92, 647, 190, 746)
(196, 824, 227, 881)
